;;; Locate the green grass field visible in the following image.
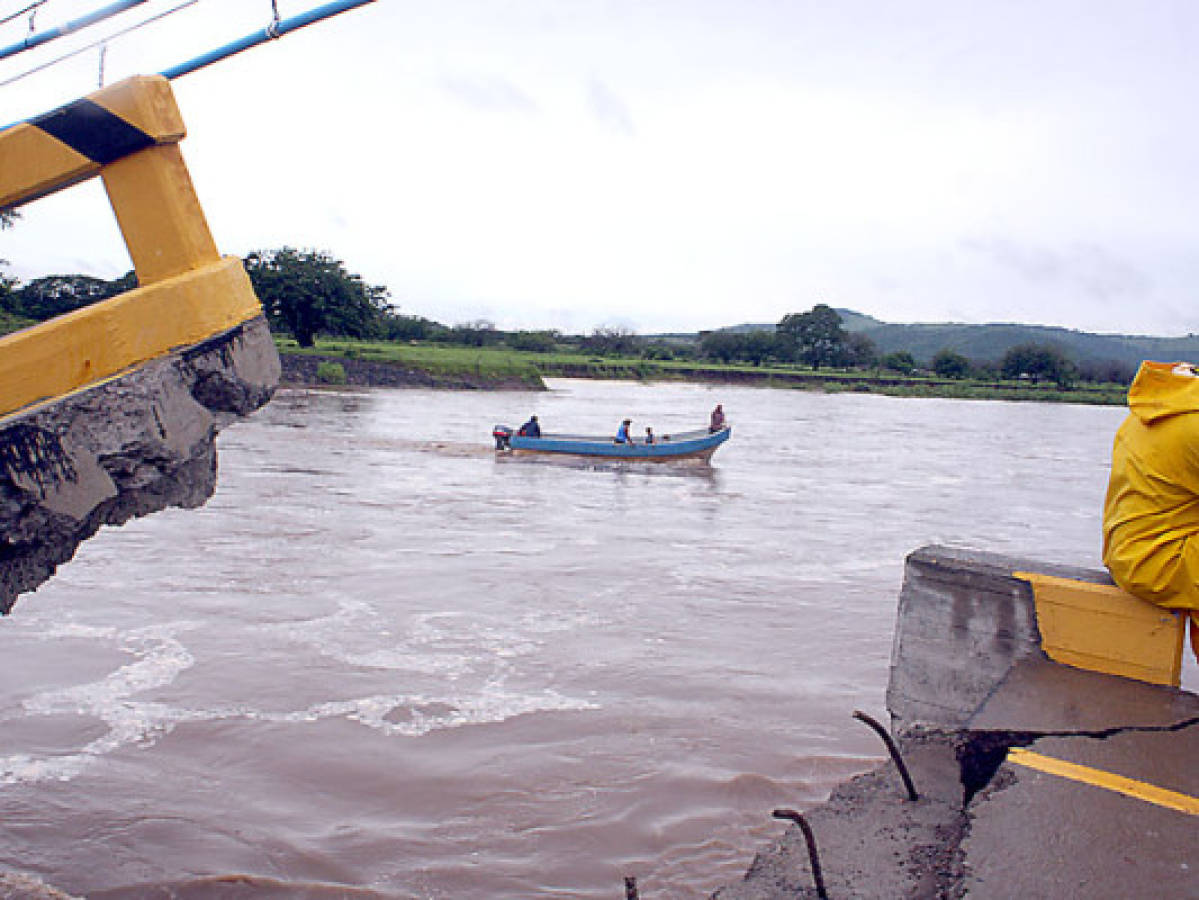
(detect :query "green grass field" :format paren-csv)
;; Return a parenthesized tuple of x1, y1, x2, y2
(276, 337, 1129, 406)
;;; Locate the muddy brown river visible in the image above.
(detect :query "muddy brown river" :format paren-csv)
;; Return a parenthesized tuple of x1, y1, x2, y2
(2, 379, 1171, 897)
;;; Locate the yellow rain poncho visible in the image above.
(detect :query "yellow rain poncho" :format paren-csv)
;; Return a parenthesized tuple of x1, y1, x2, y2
(1103, 360, 1199, 656)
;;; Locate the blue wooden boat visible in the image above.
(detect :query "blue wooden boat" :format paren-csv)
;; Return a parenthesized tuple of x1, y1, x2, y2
(492, 424, 731, 462)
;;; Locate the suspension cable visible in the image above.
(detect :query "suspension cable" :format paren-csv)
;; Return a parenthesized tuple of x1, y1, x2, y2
(0, 0, 195, 88)
(0, 2, 49, 29)
(0, 0, 150, 62)
(160, 0, 375, 80)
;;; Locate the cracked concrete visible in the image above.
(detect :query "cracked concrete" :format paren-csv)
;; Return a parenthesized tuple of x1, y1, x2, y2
(0, 315, 278, 615)
(716, 547, 1197, 898)
(961, 672, 1198, 899)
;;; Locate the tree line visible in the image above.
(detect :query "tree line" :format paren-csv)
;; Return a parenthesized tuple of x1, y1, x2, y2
(0, 242, 1135, 387)
(700, 303, 1129, 387)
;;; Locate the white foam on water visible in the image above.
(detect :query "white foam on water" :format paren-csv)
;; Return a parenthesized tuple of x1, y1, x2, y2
(260, 601, 600, 677)
(266, 681, 598, 737)
(1, 600, 603, 785)
(24, 625, 197, 713)
(1, 620, 598, 784)
(1, 622, 198, 785)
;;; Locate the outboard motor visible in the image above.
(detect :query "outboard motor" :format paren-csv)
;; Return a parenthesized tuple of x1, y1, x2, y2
(492, 425, 513, 450)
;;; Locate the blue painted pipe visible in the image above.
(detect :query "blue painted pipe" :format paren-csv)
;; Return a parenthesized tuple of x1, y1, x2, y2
(0, 0, 150, 62)
(159, 0, 376, 80)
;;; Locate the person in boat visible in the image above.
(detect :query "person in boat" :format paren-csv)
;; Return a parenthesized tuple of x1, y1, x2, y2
(1103, 361, 1199, 662)
(518, 415, 541, 438)
(709, 403, 726, 433)
(645, 426, 655, 444)
(615, 418, 633, 444)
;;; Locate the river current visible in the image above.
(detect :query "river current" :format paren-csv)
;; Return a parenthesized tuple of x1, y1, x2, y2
(0, 379, 1170, 897)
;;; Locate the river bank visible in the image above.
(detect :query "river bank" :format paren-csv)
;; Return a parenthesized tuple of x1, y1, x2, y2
(278, 344, 1127, 405)
(278, 352, 546, 391)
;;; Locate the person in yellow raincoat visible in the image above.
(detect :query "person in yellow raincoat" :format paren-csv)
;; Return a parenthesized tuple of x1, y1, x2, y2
(1103, 360, 1199, 661)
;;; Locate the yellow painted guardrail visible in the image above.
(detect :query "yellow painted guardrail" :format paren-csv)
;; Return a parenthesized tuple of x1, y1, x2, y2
(1015, 571, 1186, 687)
(0, 75, 264, 420)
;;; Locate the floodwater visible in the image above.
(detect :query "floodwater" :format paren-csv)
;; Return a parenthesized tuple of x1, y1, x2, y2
(0, 379, 1170, 898)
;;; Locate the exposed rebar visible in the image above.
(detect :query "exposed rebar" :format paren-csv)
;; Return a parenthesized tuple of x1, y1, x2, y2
(853, 709, 919, 801)
(772, 808, 828, 899)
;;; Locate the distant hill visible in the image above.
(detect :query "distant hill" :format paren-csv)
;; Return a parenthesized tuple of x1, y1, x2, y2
(709, 310, 1199, 368)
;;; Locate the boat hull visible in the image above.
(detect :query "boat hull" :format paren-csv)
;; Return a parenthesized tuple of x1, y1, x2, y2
(502, 426, 730, 461)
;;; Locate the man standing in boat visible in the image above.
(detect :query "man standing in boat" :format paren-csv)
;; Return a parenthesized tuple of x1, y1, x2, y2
(709, 404, 726, 433)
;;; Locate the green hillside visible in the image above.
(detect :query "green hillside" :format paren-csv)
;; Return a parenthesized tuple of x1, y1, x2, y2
(717, 311, 1199, 367)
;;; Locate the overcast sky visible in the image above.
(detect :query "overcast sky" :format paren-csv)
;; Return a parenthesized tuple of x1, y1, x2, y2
(2, 0, 1196, 336)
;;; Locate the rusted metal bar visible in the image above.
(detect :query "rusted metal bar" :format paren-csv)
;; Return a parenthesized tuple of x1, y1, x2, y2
(772, 808, 828, 899)
(853, 709, 919, 801)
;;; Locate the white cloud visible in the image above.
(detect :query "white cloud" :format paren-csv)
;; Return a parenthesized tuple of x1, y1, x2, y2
(2, 0, 1197, 335)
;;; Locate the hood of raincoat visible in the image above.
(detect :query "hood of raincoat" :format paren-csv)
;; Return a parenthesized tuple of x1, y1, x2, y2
(1127, 360, 1199, 425)
(1103, 359, 1199, 614)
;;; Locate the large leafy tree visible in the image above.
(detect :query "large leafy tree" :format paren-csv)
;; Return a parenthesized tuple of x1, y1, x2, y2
(741, 329, 781, 366)
(882, 350, 917, 374)
(844, 331, 879, 368)
(776, 304, 847, 369)
(699, 329, 743, 363)
(244, 247, 390, 347)
(13, 272, 136, 319)
(932, 348, 971, 379)
(1001, 342, 1076, 388)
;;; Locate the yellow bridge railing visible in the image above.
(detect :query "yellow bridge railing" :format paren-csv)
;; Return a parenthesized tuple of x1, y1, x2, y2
(0, 75, 264, 420)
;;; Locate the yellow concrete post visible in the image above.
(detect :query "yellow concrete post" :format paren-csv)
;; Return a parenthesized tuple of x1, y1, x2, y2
(0, 75, 185, 209)
(0, 75, 265, 420)
(1015, 571, 1186, 687)
(101, 143, 220, 283)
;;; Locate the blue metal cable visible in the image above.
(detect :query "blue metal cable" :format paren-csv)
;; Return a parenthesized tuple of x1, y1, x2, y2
(0, 0, 197, 90)
(0, 2, 50, 30)
(159, 0, 376, 80)
(0, 0, 149, 62)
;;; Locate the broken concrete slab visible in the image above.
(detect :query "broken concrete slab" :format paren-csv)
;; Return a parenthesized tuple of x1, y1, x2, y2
(885, 546, 1049, 734)
(970, 657, 1199, 734)
(962, 722, 1198, 898)
(713, 731, 969, 899)
(717, 546, 1197, 899)
(0, 315, 278, 614)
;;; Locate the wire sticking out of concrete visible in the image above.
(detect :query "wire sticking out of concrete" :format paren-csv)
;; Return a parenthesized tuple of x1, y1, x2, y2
(771, 809, 828, 899)
(853, 710, 919, 801)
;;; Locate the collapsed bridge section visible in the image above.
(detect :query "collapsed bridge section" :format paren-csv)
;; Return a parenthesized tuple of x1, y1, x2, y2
(0, 74, 279, 614)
